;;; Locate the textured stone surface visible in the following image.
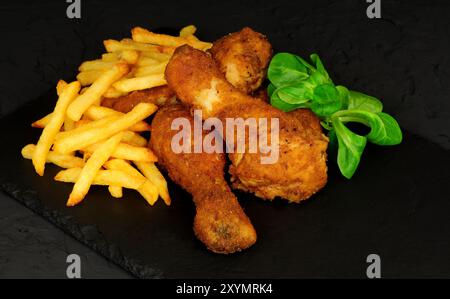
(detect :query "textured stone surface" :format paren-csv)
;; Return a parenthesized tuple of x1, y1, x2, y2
(0, 0, 449, 278)
(0, 192, 131, 278)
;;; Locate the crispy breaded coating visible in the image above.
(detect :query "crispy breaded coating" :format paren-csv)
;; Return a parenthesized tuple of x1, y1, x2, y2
(150, 104, 257, 253)
(210, 27, 272, 94)
(166, 45, 328, 202)
(101, 86, 176, 113)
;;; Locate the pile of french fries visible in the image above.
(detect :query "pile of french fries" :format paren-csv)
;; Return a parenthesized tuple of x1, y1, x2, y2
(21, 25, 212, 207)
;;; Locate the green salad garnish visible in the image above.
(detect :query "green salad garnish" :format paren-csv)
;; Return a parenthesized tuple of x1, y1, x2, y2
(267, 52, 402, 179)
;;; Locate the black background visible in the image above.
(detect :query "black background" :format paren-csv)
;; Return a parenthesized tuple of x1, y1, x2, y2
(0, 0, 449, 278)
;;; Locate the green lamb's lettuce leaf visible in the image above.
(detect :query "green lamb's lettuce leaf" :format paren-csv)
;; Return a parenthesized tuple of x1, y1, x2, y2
(270, 87, 302, 112)
(276, 83, 313, 105)
(332, 117, 367, 179)
(311, 83, 342, 117)
(268, 53, 309, 87)
(332, 109, 402, 146)
(266, 50, 403, 179)
(347, 90, 383, 113)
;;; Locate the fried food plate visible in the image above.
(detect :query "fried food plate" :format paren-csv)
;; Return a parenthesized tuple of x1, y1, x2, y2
(0, 26, 449, 278)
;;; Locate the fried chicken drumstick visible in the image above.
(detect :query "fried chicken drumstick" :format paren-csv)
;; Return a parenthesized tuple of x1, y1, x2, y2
(150, 105, 257, 253)
(210, 27, 272, 94)
(165, 45, 329, 202)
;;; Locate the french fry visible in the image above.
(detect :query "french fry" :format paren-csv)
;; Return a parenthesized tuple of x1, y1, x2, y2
(32, 80, 70, 128)
(22, 144, 84, 169)
(104, 39, 175, 54)
(67, 63, 129, 121)
(140, 50, 171, 61)
(82, 105, 151, 132)
(57, 116, 120, 139)
(108, 185, 123, 198)
(82, 151, 92, 162)
(69, 120, 147, 147)
(55, 168, 145, 190)
(54, 103, 157, 153)
(103, 87, 127, 98)
(56, 80, 68, 96)
(134, 162, 171, 205)
(131, 27, 212, 50)
(84, 142, 157, 162)
(63, 118, 75, 131)
(67, 132, 123, 206)
(113, 73, 166, 93)
(77, 70, 105, 86)
(102, 52, 120, 62)
(121, 130, 148, 147)
(74, 119, 91, 129)
(32, 81, 81, 176)
(104, 159, 158, 205)
(32, 113, 52, 128)
(179, 25, 197, 37)
(57, 80, 76, 131)
(120, 50, 140, 64)
(134, 61, 168, 77)
(79, 60, 118, 72)
(136, 57, 160, 67)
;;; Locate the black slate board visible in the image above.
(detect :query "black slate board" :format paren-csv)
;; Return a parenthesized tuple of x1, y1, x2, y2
(0, 89, 449, 278)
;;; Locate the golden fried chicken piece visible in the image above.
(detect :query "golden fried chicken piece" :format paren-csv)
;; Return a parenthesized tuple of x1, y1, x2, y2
(210, 27, 272, 94)
(165, 45, 328, 202)
(101, 86, 176, 113)
(150, 104, 257, 253)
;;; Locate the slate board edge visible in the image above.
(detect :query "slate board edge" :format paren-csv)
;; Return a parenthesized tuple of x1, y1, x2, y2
(0, 180, 162, 279)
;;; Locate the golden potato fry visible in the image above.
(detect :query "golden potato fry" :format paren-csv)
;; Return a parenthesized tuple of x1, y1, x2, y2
(56, 80, 68, 96)
(108, 185, 123, 198)
(77, 70, 104, 86)
(63, 118, 75, 131)
(179, 25, 197, 37)
(102, 52, 120, 62)
(32, 80, 71, 128)
(83, 105, 151, 132)
(140, 51, 171, 61)
(104, 39, 175, 54)
(55, 168, 145, 189)
(102, 50, 139, 64)
(32, 113, 52, 128)
(82, 151, 91, 162)
(74, 119, 91, 128)
(67, 132, 123, 206)
(120, 50, 140, 64)
(134, 162, 171, 205)
(79, 60, 117, 72)
(121, 130, 148, 147)
(136, 57, 160, 67)
(32, 81, 81, 176)
(67, 63, 130, 121)
(113, 73, 166, 93)
(22, 144, 84, 169)
(54, 103, 157, 153)
(84, 142, 157, 162)
(104, 159, 158, 205)
(69, 120, 146, 146)
(57, 116, 120, 139)
(134, 61, 168, 77)
(69, 115, 149, 134)
(131, 27, 212, 50)
(103, 87, 127, 98)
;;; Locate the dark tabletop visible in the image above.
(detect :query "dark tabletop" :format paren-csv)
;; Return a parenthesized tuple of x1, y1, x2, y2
(0, 0, 449, 278)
